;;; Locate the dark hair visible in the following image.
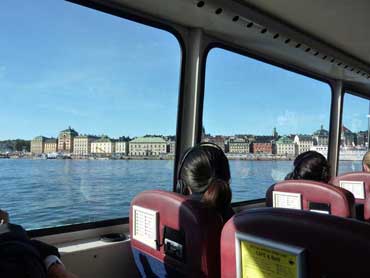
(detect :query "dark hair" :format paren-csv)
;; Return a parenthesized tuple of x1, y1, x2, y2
(285, 151, 331, 182)
(180, 145, 232, 211)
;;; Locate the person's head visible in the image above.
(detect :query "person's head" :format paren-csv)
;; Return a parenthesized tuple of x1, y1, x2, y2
(363, 151, 370, 172)
(285, 151, 331, 182)
(178, 143, 231, 212)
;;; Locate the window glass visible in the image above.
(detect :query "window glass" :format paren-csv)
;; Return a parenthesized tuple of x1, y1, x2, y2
(338, 93, 369, 174)
(202, 48, 331, 202)
(0, 0, 180, 229)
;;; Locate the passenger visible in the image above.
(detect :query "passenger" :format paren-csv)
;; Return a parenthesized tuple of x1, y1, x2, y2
(0, 210, 77, 278)
(178, 143, 234, 222)
(285, 151, 331, 182)
(362, 151, 370, 172)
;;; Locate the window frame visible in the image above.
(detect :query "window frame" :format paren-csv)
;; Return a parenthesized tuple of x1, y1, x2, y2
(25, 0, 185, 235)
(337, 89, 370, 174)
(200, 44, 334, 204)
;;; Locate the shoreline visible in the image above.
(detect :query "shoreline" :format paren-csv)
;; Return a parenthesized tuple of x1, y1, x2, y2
(0, 156, 362, 161)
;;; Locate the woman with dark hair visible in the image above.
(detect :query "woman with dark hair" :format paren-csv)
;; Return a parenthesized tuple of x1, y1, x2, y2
(178, 143, 234, 222)
(285, 151, 331, 182)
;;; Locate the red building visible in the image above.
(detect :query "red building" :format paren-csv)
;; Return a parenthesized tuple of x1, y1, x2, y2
(252, 142, 273, 154)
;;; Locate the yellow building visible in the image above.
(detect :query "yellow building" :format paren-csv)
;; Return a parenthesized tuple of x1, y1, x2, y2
(31, 136, 46, 154)
(44, 139, 58, 154)
(74, 136, 98, 156)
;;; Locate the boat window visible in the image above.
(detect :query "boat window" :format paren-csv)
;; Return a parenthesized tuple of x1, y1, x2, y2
(202, 48, 331, 202)
(338, 93, 369, 174)
(0, 0, 181, 230)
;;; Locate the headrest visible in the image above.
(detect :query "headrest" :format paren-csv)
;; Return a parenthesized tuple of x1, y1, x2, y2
(130, 190, 223, 277)
(221, 208, 370, 278)
(266, 180, 355, 217)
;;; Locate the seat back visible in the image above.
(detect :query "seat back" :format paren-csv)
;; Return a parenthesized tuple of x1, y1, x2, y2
(330, 171, 370, 220)
(266, 180, 355, 217)
(130, 190, 223, 278)
(221, 208, 370, 278)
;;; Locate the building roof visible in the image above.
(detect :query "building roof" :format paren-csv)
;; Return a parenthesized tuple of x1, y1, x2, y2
(313, 125, 329, 136)
(75, 135, 99, 139)
(93, 136, 114, 143)
(32, 136, 47, 141)
(59, 127, 78, 136)
(229, 138, 248, 143)
(342, 125, 353, 134)
(130, 137, 166, 143)
(44, 138, 57, 144)
(295, 135, 313, 141)
(276, 136, 294, 144)
(254, 136, 274, 143)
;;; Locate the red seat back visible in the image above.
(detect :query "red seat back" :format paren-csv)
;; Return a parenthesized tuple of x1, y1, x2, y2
(331, 171, 370, 219)
(266, 180, 355, 217)
(130, 190, 223, 278)
(221, 208, 370, 278)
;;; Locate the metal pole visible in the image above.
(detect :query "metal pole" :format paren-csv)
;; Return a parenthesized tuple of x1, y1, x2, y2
(328, 80, 343, 178)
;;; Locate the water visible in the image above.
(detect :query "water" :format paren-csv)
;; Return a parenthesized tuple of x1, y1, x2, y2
(0, 159, 362, 230)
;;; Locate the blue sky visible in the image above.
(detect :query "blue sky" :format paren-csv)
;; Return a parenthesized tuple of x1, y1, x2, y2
(0, 0, 368, 140)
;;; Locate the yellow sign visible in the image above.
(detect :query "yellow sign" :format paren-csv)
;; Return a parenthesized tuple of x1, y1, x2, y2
(241, 240, 298, 278)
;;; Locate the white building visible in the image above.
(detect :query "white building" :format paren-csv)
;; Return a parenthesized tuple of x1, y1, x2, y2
(228, 138, 250, 154)
(115, 141, 128, 155)
(294, 135, 314, 155)
(73, 136, 97, 156)
(276, 136, 296, 156)
(91, 136, 115, 155)
(129, 137, 167, 156)
(310, 145, 328, 158)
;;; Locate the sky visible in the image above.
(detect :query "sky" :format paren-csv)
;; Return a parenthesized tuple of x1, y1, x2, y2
(0, 0, 368, 140)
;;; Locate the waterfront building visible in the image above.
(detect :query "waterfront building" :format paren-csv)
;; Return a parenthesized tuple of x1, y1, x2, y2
(357, 131, 368, 147)
(202, 135, 226, 152)
(313, 125, 329, 146)
(310, 145, 328, 158)
(31, 136, 47, 154)
(341, 126, 356, 147)
(276, 136, 296, 156)
(115, 141, 129, 155)
(44, 138, 58, 154)
(73, 135, 98, 156)
(294, 135, 314, 154)
(58, 127, 78, 153)
(229, 138, 249, 154)
(167, 140, 176, 154)
(129, 137, 167, 156)
(251, 136, 274, 154)
(91, 136, 115, 154)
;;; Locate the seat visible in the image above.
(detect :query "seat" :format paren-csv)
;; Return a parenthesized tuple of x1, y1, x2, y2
(221, 208, 370, 278)
(331, 171, 370, 220)
(129, 190, 223, 278)
(266, 180, 355, 217)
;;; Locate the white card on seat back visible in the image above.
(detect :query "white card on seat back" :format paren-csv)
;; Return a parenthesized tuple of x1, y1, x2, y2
(339, 180, 365, 199)
(132, 205, 158, 249)
(273, 191, 302, 209)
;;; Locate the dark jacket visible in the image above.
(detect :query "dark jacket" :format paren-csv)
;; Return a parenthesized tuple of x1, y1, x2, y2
(0, 223, 60, 278)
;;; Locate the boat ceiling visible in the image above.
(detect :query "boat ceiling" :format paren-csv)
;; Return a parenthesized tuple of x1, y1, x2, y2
(77, 0, 370, 96)
(241, 0, 370, 66)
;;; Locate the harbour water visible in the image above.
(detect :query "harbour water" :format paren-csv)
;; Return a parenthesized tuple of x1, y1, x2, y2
(0, 159, 362, 230)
